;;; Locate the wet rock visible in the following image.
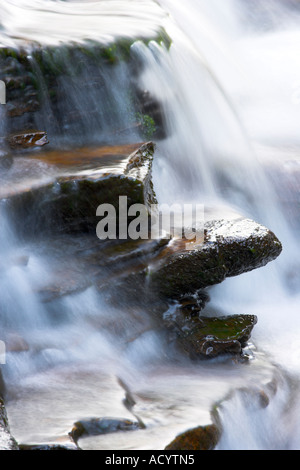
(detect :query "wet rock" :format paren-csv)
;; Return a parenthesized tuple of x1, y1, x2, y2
(5, 75, 34, 91)
(37, 277, 92, 304)
(149, 218, 282, 298)
(134, 89, 166, 139)
(0, 372, 5, 399)
(0, 397, 19, 450)
(6, 99, 40, 118)
(210, 382, 279, 449)
(5, 333, 29, 353)
(118, 377, 146, 430)
(178, 293, 211, 316)
(19, 444, 78, 451)
(175, 314, 257, 359)
(69, 417, 142, 445)
(234, 386, 273, 410)
(165, 424, 220, 451)
(8, 131, 49, 149)
(97, 237, 169, 268)
(125, 141, 157, 208)
(4, 142, 157, 236)
(0, 37, 169, 144)
(257, 390, 270, 409)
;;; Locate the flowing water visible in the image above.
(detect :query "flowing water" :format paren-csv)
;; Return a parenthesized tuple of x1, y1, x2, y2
(0, 0, 300, 450)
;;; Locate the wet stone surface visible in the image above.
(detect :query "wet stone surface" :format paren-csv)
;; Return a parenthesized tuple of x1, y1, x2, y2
(165, 424, 221, 451)
(0, 397, 19, 450)
(69, 417, 142, 446)
(148, 218, 282, 298)
(174, 315, 258, 359)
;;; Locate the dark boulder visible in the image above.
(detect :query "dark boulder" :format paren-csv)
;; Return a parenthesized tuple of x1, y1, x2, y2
(165, 424, 220, 451)
(3, 142, 157, 237)
(148, 217, 282, 298)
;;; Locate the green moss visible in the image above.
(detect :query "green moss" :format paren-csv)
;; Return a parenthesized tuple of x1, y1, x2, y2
(95, 29, 172, 64)
(182, 315, 257, 342)
(100, 44, 118, 64)
(155, 27, 172, 50)
(174, 314, 257, 359)
(135, 113, 157, 139)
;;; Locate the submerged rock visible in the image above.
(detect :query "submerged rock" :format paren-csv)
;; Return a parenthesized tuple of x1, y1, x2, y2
(4, 333, 30, 353)
(148, 217, 282, 298)
(165, 424, 220, 451)
(69, 417, 141, 445)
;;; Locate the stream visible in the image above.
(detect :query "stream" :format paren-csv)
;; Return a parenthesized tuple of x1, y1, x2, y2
(0, 0, 300, 451)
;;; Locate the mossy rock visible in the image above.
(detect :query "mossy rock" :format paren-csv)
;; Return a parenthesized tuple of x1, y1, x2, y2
(176, 314, 257, 359)
(0, 32, 170, 141)
(165, 424, 220, 451)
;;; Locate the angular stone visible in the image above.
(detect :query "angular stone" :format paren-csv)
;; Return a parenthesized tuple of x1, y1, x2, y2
(4, 142, 156, 236)
(125, 141, 157, 208)
(175, 315, 258, 359)
(148, 217, 282, 298)
(8, 131, 49, 149)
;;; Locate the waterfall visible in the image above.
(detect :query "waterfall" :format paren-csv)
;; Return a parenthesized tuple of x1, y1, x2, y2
(148, 0, 300, 449)
(0, 0, 299, 451)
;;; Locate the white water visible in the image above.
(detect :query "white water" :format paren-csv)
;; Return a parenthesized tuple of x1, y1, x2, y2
(0, 0, 300, 451)
(0, 0, 166, 47)
(151, 0, 300, 449)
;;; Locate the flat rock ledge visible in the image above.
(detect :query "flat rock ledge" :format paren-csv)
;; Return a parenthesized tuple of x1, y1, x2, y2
(3, 142, 157, 236)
